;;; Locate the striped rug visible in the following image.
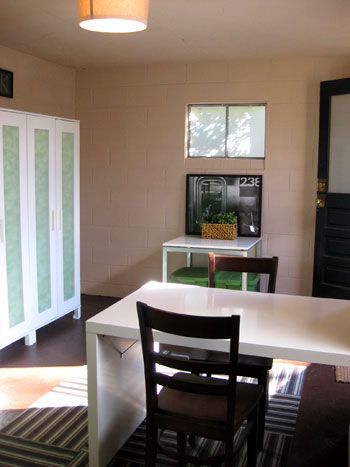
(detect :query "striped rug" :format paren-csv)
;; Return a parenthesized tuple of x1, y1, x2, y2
(335, 366, 350, 383)
(0, 362, 306, 467)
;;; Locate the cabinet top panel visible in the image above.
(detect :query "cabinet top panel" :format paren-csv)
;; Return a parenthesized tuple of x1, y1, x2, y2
(0, 107, 79, 123)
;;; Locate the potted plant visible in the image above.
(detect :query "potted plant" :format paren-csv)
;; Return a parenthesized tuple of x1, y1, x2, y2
(201, 211, 238, 240)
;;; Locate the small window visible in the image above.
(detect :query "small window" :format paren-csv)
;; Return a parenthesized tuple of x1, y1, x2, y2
(187, 104, 266, 159)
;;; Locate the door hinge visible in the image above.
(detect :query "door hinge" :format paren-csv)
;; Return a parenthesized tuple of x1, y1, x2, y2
(316, 194, 326, 208)
(317, 178, 327, 192)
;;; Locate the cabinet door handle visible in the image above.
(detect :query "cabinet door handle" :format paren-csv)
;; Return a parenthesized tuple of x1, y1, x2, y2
(51, 210, 55, 231)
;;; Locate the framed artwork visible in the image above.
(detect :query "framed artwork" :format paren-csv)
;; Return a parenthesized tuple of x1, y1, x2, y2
(186, 174, 262, 237)
(0, 69, 13, 98)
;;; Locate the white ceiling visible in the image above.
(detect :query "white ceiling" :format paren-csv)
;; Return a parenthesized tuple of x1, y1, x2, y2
(0, 0, 349, 69)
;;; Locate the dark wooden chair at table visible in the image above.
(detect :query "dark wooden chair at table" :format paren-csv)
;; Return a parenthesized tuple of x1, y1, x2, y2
(206, 253, 279, 450)
(137, 301, 263, 467)
(159, 253, 279, 451)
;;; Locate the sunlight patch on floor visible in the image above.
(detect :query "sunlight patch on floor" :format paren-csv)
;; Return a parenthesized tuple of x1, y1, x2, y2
(30, 366, 87, 408)
(0, 366, 81, 410)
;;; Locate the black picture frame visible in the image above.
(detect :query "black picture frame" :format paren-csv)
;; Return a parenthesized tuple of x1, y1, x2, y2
(0, 69, 13, 98)
(186, 174, 262, 237)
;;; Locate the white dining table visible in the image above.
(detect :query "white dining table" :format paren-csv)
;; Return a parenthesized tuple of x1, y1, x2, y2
(86, 281, 350, 467)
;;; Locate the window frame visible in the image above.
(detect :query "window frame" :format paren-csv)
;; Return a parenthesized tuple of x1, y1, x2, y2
(187, 103, 266, 159)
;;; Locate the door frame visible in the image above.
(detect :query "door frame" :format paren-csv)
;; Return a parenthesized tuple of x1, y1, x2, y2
(312, 78, 350, 297)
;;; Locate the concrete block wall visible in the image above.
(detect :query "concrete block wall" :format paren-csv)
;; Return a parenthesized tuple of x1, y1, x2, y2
(0, 45, 76, 119)
(76, 57, 350, 298)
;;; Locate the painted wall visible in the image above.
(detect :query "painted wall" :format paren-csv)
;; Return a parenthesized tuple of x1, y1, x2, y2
(77, 57, 350, 298)
(0, 45, 76, 118)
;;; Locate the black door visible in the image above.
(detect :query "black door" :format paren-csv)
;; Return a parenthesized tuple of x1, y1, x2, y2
(313, 78, 350, 298)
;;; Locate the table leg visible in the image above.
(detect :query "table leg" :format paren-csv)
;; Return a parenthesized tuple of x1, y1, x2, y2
(242, 251, 248, 291)
(257, 239, 262, 257)
(186, 252, 191, 267)
(87, 333, 146, 467)
(162, 248, 168, 282)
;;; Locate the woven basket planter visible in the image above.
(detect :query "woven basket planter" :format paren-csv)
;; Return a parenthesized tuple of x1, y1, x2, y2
(201, 223, 238, 240)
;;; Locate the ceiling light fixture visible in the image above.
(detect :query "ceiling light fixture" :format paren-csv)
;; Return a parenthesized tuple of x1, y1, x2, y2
(77, 0, 150, 33)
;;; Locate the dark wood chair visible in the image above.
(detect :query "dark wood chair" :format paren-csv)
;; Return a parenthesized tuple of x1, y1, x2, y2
(160, 253, 279, 451)
(208, 253, 279, 293)
(206, 253, 279, 450)
(137, 301, 263, 467)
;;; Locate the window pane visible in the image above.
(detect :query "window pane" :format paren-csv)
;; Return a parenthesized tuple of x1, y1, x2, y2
(227, 106, 265, 158)
(328, 94, 350, 193)
(35, 129, 52, 313)
(3, 125, 24, 327)
(188, 106, 225, 157)
(62, 132, 75, 301)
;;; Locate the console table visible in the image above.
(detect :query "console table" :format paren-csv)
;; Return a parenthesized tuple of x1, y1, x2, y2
(162, 235, 262, 289)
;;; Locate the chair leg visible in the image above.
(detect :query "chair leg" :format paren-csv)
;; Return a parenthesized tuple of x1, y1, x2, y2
(224, 439, 234, 467)
(257, 372, 269, 451)
(188, 434, 196, 447)
(145, 424, 157, 467)
(247, 407, 259, 467)
(177, 432, 186, 467)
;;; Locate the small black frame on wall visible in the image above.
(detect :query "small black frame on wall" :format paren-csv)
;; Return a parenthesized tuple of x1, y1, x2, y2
(186, 174, 262, 237)
(0, 69, 13, 98)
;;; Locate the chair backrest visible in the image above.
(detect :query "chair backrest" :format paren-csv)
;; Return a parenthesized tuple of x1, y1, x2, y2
(208, 253, 279, 293)
(137, 301, 240, 426)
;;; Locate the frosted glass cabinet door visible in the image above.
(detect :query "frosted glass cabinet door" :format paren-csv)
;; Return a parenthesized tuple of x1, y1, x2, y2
(0, 111, 32, 347)
(27, 116, 58, 326)
(55, 120, 80, 315)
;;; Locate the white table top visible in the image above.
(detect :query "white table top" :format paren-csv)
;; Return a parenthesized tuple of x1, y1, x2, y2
(162, 235, 261, 251)
(86, 281, 350, 366)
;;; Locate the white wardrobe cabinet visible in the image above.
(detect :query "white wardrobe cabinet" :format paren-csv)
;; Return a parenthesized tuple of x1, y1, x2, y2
(0, 109, 80, 349)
